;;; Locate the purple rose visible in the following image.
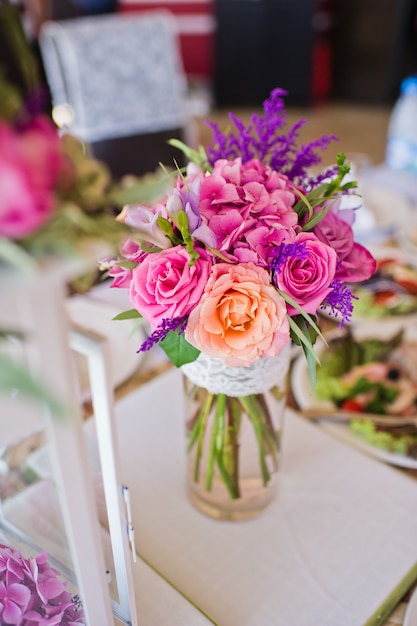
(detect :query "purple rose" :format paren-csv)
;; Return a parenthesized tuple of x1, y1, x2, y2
(275, 232, 337, 314)
(313, 210, 376, 282)
(129, 246, 212, 330)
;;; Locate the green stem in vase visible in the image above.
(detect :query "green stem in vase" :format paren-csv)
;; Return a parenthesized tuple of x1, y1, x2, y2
(187, 391, 213, 452)
(257, 393, 280, 448)
(224, 397, 242, 498)
(215, 394, 239, 500)
(188, 392, 214, 484)
(205, 394, 220, 492)
(239, 395, 271, 486)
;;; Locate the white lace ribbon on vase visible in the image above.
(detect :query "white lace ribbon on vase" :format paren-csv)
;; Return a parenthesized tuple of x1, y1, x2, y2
(180, 342, 291, 397)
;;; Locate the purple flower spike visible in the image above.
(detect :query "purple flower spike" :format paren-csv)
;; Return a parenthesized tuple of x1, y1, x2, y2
(320, 279, 358, 327)
(138, 316, 188, 352)
(205, 88, 337, 182)
(270, 241, 308, 276)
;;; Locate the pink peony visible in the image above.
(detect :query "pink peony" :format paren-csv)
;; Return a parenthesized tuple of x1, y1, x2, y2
(275, 232, 337, 314)
(312, 209, 376, 282)
(185, 262, 290, 367)
(0, 116, 64, 239)
(129, 246, 212, 330)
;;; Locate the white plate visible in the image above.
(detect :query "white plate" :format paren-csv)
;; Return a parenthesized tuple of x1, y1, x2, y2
(404, 586, 417, 626)
(354, 181, 414, 244)
(291, 324, 417, 470)
(321, 244, 417, 332)
(65, 295, 145, 397)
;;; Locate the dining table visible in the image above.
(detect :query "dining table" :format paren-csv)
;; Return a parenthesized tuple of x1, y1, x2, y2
(2, 169, 417, 626)
(107, 350, 417, 626)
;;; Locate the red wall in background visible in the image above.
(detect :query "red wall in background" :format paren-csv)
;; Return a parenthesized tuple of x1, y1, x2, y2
(117, 0, 215, 82)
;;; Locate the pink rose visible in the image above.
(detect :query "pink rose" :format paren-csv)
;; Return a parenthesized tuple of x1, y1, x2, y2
(275, 232, 337, 314)
(312, 210, 376, 282)
(0, 116, 63, 239)
(185, 262, 290, 367)
(129, 246, 212, 330)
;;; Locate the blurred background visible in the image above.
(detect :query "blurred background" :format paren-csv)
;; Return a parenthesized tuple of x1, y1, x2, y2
(2, 0, 417, 176)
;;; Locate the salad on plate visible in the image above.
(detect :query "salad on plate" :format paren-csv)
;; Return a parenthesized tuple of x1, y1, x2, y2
(350, 248, 417, 319)
(292, 327, 417, 463)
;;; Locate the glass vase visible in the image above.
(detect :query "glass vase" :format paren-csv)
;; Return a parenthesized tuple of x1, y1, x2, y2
(181, 343, 291, 521)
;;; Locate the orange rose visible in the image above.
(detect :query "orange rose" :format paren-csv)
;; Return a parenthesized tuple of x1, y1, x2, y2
(185, 262, 290, 367)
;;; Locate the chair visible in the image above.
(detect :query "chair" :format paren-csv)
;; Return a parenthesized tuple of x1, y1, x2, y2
(38, 11, 193, 178)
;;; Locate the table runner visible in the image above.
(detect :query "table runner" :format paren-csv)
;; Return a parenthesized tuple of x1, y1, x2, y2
(107, 367, 417, 626)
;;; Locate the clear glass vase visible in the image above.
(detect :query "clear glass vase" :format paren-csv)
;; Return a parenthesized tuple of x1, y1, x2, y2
(181, 343, 291, 521)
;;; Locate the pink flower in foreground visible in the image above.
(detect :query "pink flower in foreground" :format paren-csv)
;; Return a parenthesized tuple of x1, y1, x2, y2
(129, 246, 212, 330)
(0, 117, 64, 239)
(275, 232, 337, 315)
(312, 209, 376, 282)
(0, 545, 84, 625)
(185, 262, 290, 367)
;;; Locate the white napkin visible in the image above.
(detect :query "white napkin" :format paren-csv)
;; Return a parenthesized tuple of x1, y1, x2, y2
(107, 368, 417, 626)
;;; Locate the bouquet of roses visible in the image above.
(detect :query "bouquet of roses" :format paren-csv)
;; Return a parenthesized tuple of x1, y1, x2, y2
(108, 89, 376, 510)
(109, 88, 375, 381)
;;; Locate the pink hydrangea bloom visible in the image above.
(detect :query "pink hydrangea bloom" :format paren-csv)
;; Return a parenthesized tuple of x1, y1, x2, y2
(0, 544, 84, 625)
(199, 158, 298, 265)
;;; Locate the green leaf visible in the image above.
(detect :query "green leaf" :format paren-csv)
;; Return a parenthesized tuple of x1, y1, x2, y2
(160, 330, 200, 367)
(302, 341, 317, 390)
(288, 317, 320, 389)
(0, 355, 67, 419)
(278, 290, 325, 342)
(108, 172, 171, 207)
(168, 139, 209, 169)
(112, 309, 142, 321)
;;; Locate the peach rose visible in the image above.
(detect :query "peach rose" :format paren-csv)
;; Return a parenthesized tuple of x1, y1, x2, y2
(185, 262, 290, 367)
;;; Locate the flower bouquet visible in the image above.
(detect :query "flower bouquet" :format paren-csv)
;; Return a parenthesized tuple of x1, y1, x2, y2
(109, 88, 376, 518)
(0, 544, 84, 625)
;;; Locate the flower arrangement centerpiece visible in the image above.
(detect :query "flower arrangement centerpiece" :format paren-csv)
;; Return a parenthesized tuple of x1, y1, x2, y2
(0, 544, 84, 625)
(109, 88, 376, 519)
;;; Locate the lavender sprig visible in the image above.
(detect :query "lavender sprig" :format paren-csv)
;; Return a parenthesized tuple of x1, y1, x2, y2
(205, 88, 337, 182)
(270, 241, 308, 277)
(320, 280, 358, 327)
(138, 316, 188, 353)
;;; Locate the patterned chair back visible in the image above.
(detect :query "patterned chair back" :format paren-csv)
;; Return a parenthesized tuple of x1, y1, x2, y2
(39, 11, 189, 144)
